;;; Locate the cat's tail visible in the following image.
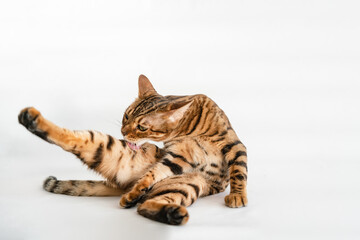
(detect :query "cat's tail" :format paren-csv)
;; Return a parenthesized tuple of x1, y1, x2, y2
(43, 176, 124, 196)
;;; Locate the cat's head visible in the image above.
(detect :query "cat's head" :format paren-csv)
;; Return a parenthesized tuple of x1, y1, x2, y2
(121, 75, 192, 150)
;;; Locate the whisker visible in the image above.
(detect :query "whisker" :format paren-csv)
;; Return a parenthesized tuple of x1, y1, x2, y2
(108, 119, 122, 128)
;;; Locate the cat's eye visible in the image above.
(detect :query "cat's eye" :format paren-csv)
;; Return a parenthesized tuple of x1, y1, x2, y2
(124, 114, 129, 120)
(137, 124, 148, 132)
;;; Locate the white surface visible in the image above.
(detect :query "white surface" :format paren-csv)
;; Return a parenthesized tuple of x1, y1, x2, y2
(1, 0, 360, 239)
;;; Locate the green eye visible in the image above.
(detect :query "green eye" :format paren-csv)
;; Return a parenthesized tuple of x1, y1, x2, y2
(137, 125, 148, 132)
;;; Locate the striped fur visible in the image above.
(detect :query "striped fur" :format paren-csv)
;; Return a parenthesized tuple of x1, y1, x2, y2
(18, 75, 247, 225)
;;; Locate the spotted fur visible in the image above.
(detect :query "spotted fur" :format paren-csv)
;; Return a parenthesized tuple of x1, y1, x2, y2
(18, 75, 247, 225)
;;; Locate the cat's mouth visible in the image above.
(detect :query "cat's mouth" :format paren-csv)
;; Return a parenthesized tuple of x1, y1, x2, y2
(126, 141, 143, 151)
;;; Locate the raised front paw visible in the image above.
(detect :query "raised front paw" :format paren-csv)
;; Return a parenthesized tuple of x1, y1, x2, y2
(18, 107, 49, 141)
(225, 193, 248, 208)
(18, 107, 41, 130)
(119, 183, 149, 208)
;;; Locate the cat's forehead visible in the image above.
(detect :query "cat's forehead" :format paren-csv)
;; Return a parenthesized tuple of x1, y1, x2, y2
(126, 95, 188, 118)
(128, 95, 166, 117)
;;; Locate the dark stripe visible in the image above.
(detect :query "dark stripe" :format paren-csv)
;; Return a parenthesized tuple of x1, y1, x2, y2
(111, 174, 118, 183)
(212, 179, 221, 185)
(211, 185, 221, 193)
(206, 171, 217, 176)
(33, 130, 49, 142)
(89, 131, 94, 142)
(73, 151, 85, 163)
(197, 108, 210, 133)
(120, 140, 126, 148)
(213, 185, 221, 193)
(162, 158, 183, 175)
(210, 163, 219, 168)
(151, 129, 167, 134)
(152, 189, 188, 198)
(165, 95, 186, 101)
(155, 146, 166, 159)
(133, 95, 162, 116)
(194, 140, 208, 155)
(131, 151, 137, 160)
(164, 196, 175, 203)
(133, 98, 150, 115)
(167, 151, 196, 168)
(230, 171, 247, 180)
(70, 180, 76, 187)
(62, 189, 71, 195)
(211, 137, 225, 143)
(229, 157, 248, 171)
(235, 174, 245, 181)
(90, 143, 104, 169)
(106, 135, 115, 150)
(221, 141, 241, 155)
(219, 131, 228, 136)
(200, 114, 214, 135)
(88, 180, 96, 186)
(208, 130, 219, 137)
(187, 183, 200, 197)
(187, 105, 203, 135)
(150, 171, 155, 180)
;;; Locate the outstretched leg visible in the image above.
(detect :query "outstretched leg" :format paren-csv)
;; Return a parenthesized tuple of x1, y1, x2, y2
(18, 107, 162, 187)
(43, 176, 124, 196)
(137, 173, 206, 225)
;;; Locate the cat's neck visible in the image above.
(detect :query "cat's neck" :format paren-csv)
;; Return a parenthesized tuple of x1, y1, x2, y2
(170, 94, 230, 139)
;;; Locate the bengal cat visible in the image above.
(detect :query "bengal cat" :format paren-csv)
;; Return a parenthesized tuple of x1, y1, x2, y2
(18, 75, 248, 225)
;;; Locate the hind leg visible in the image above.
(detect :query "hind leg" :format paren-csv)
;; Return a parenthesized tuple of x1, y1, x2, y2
(43, 176, 125, 196)
(137, 173, 206, 225)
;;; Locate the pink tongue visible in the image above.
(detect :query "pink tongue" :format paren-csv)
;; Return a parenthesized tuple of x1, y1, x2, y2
(127, 142, 140, 151)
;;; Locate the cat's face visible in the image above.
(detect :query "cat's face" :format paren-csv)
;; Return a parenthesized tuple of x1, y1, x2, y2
(121, 75, 192, 150)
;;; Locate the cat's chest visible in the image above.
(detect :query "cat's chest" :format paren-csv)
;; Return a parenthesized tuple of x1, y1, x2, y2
(167, 138, 223, 166)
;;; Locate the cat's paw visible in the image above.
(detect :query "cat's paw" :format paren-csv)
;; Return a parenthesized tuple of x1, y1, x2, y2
(120, 184, 149, 208)
(43, 176, 58, 192)
(138, 204, 189, 225)
(18, 107, 41, 131)
(164, 205, 189, 225)
(225, 193, 248, 208)
(18, 107, 49, 141)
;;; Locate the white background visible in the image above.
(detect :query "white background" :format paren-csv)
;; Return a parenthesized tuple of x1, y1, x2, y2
(1, 0, 359, 239)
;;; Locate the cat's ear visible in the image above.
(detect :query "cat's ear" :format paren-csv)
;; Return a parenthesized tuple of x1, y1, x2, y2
(165, 100, 193, 124)
(138, 75, 157, 98)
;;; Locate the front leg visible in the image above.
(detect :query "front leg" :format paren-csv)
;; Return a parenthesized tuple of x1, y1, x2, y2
(222, 139, 248, 208)
(119, 153, 192, 208)
(18, 107, 131, 182)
